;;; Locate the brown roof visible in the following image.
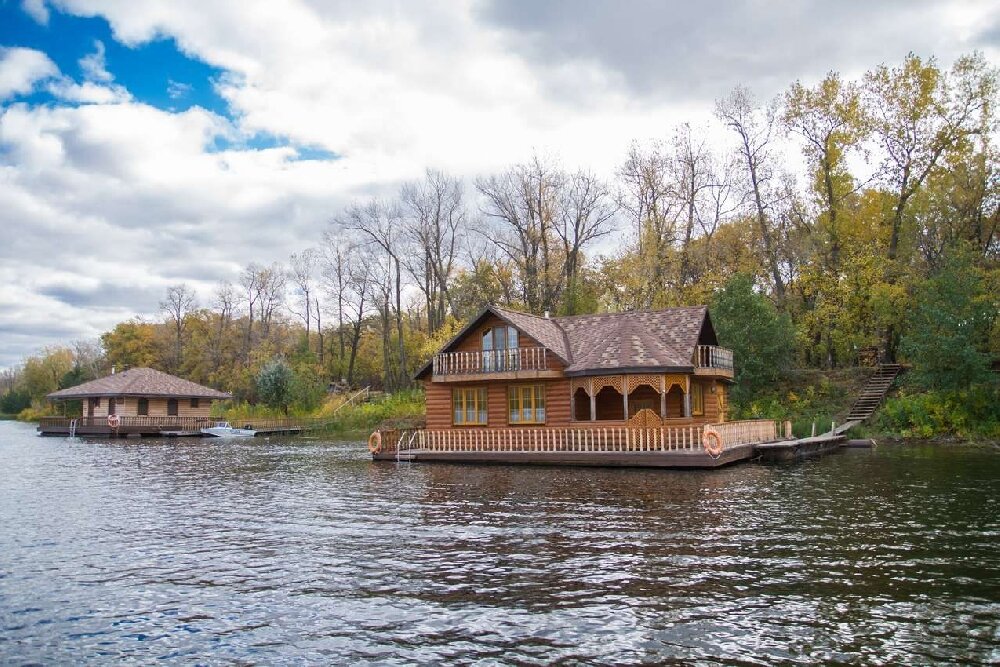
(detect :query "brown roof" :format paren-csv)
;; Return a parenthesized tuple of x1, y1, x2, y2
(554, 307, 710, 375)
(415, 304, 716, 378)
(47, 367, 232, 400)
(492, 305, 571, 362)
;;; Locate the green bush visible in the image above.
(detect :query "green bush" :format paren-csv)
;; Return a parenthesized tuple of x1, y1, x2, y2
(870, 386, 1000, 438)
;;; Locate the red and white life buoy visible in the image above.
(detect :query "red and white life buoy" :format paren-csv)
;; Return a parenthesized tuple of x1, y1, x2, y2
(702, 427, 723, 458)
(107, 414, 121, 428)
(368, 431, 382, 454)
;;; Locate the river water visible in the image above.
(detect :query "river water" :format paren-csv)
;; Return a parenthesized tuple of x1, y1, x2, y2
(0, 420, 997, 664)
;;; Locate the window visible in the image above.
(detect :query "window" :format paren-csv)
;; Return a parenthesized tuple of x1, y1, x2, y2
(692, 383, 704, 416)
(190, 398, 200, 408)
(453, 387, 488, 425)
(167, 398, 178, 416)
(483, 326, 520, 371)
(137, 398, 149, 416)
(509, 384, 545, 424)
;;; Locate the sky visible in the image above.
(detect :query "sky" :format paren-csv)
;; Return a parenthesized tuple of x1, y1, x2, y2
(1, 0, 997, 370)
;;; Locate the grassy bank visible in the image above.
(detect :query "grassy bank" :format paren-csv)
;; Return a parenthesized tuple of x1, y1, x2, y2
(212, 388, 426, 439)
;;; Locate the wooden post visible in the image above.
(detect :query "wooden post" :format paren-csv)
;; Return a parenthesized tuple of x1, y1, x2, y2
(660, 375, 667, 418)
(590, 380, 596, 422)
(684, 377, 691, 418)
(623, 375, 629, 419)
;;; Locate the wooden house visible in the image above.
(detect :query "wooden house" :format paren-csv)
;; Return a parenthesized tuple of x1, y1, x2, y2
(39, 368, 232, 437)
(372, 305, 786, 467)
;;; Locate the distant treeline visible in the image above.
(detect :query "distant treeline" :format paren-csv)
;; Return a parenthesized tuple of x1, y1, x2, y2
(2, 52, 997, 417)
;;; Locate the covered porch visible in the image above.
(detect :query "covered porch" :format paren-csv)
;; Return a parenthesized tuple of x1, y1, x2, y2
(569, 374, 725, 426)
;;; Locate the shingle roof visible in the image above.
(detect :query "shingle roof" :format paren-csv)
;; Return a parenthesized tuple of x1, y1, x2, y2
(554, 307, 709, 375)
(492, 305, 571, 362)
(414, 304, 714, 378)
(47, 368, 232, 400)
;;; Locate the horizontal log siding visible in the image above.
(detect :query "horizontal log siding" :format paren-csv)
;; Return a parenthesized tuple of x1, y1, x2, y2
(87, 397, 215, 418)
(424, 378, 572, 429)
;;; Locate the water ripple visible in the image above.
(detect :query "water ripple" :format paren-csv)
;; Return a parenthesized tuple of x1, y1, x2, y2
(0, 422, 997, 664)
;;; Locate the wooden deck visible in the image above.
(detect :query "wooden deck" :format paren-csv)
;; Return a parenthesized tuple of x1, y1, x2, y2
(38, 416, 304, 438)
(373, 420, 785, 469)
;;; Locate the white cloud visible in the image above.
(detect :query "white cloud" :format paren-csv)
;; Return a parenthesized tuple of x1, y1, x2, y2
(2, 0, 996, 367)
(0, 47, 58, 100)
(20, 0, 49, 25)
(79, 40, 114, 83)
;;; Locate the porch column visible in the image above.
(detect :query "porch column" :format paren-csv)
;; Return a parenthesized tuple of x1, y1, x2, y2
(684, 376, 691, 418)
(659, 375, 667, 418)
(589, 379, 596, 421)
(622, 375, 629, 419)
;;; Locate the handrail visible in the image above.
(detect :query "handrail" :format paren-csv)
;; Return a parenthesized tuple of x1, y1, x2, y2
(432, 347, 549, 375)
(383, 420, 778, 455)
(330, 386, 371, 416)
(695, 345, 734, 371)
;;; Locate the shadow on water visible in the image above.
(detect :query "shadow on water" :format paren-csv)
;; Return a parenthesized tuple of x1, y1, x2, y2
(0, 421, 997, 664)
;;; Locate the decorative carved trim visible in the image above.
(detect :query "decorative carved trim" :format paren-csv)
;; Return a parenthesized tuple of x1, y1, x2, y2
(626, 374, 661, 394)
(664, 374, 687, 393)
(571, 377, 593, 396)
(592, 375, 624, 395)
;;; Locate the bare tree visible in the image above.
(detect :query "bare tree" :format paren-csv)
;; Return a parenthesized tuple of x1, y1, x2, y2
(400, 169, 466, 331)
(556, 170, 617, 313)
(716, 86, 787, 302)
(618, 142, 678, 306)
(342, 200, 409, 390)
(160, 284, 196, 372)
(289, 249, 318, 352)
(211, 281, 235, 369)
(476, 155, 565, 313)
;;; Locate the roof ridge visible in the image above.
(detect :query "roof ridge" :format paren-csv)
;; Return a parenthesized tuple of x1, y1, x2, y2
(552, 305, 707, 322)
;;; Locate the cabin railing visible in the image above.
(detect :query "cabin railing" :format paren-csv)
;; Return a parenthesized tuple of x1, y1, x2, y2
(383, 419, 778, 455)
(432, 347, 549, 376)
(695, 345, 734, 371)
(708, 419, 776, 446)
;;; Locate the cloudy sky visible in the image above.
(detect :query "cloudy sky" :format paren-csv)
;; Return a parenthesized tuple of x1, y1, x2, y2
(1, 0, 997, 369)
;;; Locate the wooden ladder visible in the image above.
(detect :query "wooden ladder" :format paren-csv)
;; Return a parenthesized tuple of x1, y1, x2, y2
(845, 363, 902, 423)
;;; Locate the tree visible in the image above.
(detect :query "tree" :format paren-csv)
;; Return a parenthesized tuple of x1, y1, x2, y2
(289, 248, 318, 352)
(555, 170, 616, 314)
(710, 274, 795, 405)
(477, 155, 565, 314)
(160, 284, 196, 373)
(400, 169, 466, 331)
(716, 86, 788, 302)
(900, 248, 997, 391)
(256, 357, 295, 415)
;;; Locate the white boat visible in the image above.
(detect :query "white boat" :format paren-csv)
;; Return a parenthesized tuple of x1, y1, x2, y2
(200, 421, 257, 438)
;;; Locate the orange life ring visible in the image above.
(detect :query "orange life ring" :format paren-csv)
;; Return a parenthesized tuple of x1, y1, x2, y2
(703, 428, 723, 458)
(107, 414, 121, 428)
(368, 431, 382, 454)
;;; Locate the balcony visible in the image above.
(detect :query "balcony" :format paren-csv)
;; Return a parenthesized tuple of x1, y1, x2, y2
(431, 347, 560, 382)
(694, 345, 734, 378)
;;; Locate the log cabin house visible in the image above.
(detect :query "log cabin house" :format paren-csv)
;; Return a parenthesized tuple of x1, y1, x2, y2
(372, 305, 787, 467)
(38, 367, 232, 437)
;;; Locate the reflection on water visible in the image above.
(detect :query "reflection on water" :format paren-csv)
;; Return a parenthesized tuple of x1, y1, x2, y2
(0, 421, 997, 664)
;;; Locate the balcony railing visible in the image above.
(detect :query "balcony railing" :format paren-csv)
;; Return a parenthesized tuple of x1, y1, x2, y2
(696, 345, 734, 372)
(432, 347, 549, 376)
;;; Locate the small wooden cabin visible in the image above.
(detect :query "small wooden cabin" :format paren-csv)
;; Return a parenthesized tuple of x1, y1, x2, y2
(39, 368, 232, 437)
(372, 305, 784, 468)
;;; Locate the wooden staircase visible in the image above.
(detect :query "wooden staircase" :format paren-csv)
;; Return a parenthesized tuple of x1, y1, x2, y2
(845, 364, 902, 423)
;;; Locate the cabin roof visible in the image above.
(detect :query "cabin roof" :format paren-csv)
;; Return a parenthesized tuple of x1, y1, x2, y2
(46, 367, 233, 400)
(555, 306, 711, 375)
(415, 304, 717, 378)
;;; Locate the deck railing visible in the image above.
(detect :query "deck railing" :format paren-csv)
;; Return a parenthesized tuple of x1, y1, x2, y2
(696, 345, 734, 371)
(38, 416, 303, 430)
(432, 347, 549, 376)
(383, 419, 779, 456)
(709, 419, 777, 446)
